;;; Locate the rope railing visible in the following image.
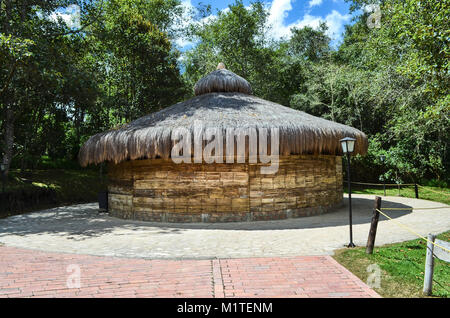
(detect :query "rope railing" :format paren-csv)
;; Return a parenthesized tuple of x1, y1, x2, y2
(351, 181, 416, 186)
(417, 184, 450, 197)
(380, 206, 450, 211)
(375, 208, 450, 253)
(366, 196, 449, 295)
(350, 181, 450, 199)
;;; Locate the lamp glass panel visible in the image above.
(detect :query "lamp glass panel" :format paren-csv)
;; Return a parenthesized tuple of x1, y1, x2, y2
(347, 140, 355, 153)
(341, 141, 348, 153)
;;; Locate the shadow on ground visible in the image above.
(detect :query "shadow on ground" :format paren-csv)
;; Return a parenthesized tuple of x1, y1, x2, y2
(0, 197, 413, 241)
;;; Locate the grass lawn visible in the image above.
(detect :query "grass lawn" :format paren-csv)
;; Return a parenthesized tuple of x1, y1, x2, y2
(333, 232, 450, 298)
(1, 168, 107, 218)
(348, 184, 450, 205)
(338, 185, 450, 298)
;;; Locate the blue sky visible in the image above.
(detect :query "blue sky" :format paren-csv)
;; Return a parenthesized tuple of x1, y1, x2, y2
(190, 0, 352, 25)
(179, 0, 355, 48)
(52, 1, 356, 50)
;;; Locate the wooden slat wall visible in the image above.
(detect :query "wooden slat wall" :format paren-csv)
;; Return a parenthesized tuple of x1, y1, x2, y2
(107, 155, 343, 222)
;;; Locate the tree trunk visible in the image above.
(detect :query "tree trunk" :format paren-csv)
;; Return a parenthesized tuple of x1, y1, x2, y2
(2, 106, 15, 176)
(2, 1, 15, 176)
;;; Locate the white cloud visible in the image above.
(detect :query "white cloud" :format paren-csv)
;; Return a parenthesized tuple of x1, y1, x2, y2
(324, 10, 352, 40)
(267, 0, 351, 44)
(267, 0, 296, 39)
(49, 4, 80, 29)
(267, 0, 292, 29)
(175, 0, 222, 48)
(308, 0, 323, 8)
(174, 0, 196, 48)
(176, 0, 351, 49)
(364, 4, 380, 13)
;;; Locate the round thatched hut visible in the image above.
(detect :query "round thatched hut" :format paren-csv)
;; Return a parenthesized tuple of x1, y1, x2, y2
(79, 64, 368, 222)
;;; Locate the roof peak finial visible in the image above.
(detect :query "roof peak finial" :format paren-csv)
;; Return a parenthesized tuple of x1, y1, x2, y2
(216, 62, 226, 70)
(194, 64, 252, 96)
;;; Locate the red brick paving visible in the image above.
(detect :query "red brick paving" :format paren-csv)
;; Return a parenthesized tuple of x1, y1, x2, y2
(0, 246, 380, 298)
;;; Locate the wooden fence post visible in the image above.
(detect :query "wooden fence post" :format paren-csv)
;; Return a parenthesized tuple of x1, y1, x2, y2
(366, 196, 382, 254)
(415, 184, 419, 199)
(423, 234, 436, 296)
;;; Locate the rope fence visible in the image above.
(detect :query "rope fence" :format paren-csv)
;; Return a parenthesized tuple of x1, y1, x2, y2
(375, 208, 450, 253)
(417, 184, 450, 197)
(380, 206, 449, 211)
(366, 196, 449, 295)
(350, 181, 450, 199)
(351, 181, 416, 186)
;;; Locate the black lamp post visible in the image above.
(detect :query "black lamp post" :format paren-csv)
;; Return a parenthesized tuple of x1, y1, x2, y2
(340, 137, 356, 248)
(380, 155, 386, 196)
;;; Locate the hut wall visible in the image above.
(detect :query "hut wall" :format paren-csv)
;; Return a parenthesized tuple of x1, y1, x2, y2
(107, 155, 343, 222)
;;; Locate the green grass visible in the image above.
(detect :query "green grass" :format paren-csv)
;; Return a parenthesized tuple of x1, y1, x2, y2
(348, 184, 450, 205)
(1, 168, 107, 217)
(339, 184, 449, 297)
(333, 231, 450, 298)
(7, 168, 107, 202)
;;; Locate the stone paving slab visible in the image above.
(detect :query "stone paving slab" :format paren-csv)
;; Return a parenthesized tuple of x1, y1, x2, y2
(0, 194, 448, 259)
(0, 246, 380, 298)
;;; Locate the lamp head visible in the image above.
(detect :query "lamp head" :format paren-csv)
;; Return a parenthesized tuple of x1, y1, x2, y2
(340, 137, 356, 154)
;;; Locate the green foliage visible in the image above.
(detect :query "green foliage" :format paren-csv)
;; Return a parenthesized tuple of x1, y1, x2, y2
(184, 1, 269, 90)
(93, 0, 187, 120)
(1, 0, 187, 171)
(289, 22, 330, 62)
(0, 33, 34, 62)
(1, 0, 448, 184)
(336, 0, 449, 181)
(183, 0, 305, 106)
(183, 0, 449, 183)
(2, 168, 108, 217)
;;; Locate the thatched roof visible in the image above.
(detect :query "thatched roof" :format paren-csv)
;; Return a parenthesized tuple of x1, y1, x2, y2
(79, 65, 368, 167)
(194, 67, 252, 96)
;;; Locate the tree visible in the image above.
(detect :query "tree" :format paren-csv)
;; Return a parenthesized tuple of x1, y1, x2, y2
(93, 0, 186, 121)
(289, 22, 330, 62)
(338, 0, 450, 181)
(1, 0, 188, 173)
(184, 1, 268, 90)
(0, 0, 100, 173)
(183, 0, 305, 106)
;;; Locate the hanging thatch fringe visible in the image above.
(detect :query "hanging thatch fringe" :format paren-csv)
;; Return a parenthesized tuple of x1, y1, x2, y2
(79, 92, 368, 167)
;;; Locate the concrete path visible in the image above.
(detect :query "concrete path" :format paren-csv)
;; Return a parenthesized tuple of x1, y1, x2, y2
(0, 246, 380, 298)
(0, 194, 448, 259)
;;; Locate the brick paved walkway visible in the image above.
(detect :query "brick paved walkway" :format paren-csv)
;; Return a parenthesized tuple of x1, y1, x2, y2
(0, 246, 380, 298)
